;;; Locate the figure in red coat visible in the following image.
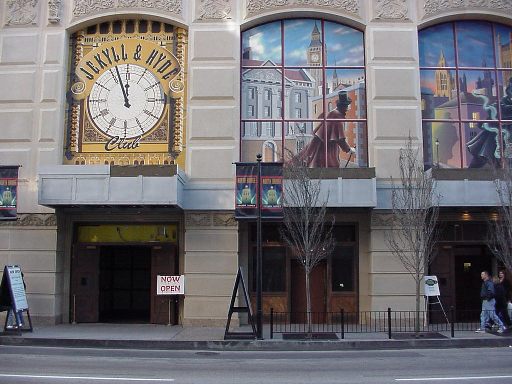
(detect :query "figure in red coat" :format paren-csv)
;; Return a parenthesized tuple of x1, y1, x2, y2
(298, 91, 356, 168)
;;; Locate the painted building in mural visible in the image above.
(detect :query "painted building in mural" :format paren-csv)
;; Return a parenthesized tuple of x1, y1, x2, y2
(0, 0, 512, 327)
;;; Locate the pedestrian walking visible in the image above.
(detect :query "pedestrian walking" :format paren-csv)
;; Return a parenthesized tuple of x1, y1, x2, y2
(475, 270, 506, 333)
(493, 276, 511, 327)
(498, 270, 512, 320)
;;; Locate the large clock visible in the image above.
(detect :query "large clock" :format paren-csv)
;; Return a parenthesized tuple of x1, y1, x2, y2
(88, 63, 166, 139)
(311, 53, 320, 63)
(68, 31, 187, 166)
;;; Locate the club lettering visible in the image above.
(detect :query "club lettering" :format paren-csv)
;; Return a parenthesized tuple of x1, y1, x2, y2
(105, 136, 141, 151)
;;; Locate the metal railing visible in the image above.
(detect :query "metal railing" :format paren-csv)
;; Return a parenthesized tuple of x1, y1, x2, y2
(269, 307, 488, 339)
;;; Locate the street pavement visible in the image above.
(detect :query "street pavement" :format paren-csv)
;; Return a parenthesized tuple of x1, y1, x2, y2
(0, 345, 511, 383)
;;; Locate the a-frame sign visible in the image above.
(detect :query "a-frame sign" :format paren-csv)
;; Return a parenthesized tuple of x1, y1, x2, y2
(224, 267, 257, 340)
(0, 265, 33, 332)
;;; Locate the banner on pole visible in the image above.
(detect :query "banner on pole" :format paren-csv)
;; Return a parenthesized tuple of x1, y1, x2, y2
(0, 166, 19, 221)
(235, 164, 258, 219)
(235, 162, 283, 220)
(260, 163, 283, 219)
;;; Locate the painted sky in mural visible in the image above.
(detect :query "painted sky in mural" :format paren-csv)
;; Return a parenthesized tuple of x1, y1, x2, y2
(242, 19, 364, 67)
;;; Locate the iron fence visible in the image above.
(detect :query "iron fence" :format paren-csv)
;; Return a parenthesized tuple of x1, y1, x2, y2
(269, 307, 489, 339)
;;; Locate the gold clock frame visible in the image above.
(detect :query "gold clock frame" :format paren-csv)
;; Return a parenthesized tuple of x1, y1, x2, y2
(65, 20, 187, 168)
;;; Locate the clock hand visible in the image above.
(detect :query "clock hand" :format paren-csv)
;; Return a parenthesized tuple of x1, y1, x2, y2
(115, 66, 130, 108)
(124, 65, 130, 97)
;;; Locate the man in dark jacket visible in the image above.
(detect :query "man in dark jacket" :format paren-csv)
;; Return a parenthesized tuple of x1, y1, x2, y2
(476, 271, 506, 333)
(494, 275, 512, 327)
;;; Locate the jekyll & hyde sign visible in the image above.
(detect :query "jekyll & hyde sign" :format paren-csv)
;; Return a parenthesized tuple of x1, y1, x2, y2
(71, 38, 181, 100)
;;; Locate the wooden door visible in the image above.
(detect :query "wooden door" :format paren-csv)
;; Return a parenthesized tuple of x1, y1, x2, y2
(290, 261, 327, 323)
(150, 244, 177, 324)
(71, 245, 100, 323)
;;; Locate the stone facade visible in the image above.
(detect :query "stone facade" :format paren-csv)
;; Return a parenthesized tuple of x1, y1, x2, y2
(0, 0, 510, 326)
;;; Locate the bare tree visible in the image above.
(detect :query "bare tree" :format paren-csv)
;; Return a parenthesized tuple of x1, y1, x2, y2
(489, 165, 512, 272)
(280, 154, 334, 334)
(386, 136, 440, 336)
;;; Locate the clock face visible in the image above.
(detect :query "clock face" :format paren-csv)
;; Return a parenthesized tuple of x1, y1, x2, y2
(88, 63, 166, 139)
(311, 53, 320, 63)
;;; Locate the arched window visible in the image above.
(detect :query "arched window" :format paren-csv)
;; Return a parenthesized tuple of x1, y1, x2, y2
(419, 21, 512, 169)
(263, 141, 277, 162)
(241, 19, 367, 168)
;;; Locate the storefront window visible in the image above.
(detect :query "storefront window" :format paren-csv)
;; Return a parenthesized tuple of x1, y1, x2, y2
(419, 21, 512, 169)
(241, 19, 367, 168)
(252, 247, 286, 292)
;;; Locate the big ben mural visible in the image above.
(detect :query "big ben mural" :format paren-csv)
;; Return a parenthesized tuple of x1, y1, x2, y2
(65, 20, 187, 167)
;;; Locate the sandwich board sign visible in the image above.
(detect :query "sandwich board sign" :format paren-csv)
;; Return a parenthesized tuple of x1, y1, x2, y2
(424, 275, 440, 297)
(0, 265, 33, 332)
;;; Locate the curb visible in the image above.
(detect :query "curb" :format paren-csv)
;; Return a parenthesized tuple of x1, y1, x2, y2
(1, 336, 511, 351)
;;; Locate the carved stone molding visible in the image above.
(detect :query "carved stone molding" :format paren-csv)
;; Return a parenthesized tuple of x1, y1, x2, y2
(370, 212, 395, 227)
(48, 0, 61, 23)
(0, 214, 57, 227)
(375, 0, 409, 20)
(213, 212, 237, 226)
(185, 212, 212, 227)
(5, 0, 39, 26)
(423, 0, 512, 17)
(72, 0, 182, 18)
(198, 0, 232, 20)
(185, 211, 237, 227)
(246, 0, 360, 18)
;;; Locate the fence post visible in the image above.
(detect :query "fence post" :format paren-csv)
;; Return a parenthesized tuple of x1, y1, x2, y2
(387, 307, 392, 339)
(450, 306, 455, 338)
(341, 309, 345, 340)
(270, 307, 274, 339)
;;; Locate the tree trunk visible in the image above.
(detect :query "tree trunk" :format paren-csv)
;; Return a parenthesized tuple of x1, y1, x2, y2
(415, 277, 421, 337)
(305, 271, 312, 335)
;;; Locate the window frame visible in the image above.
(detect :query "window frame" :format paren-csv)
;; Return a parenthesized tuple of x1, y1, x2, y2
(419, 20, 512, 169)
(240, 18, 367, 167)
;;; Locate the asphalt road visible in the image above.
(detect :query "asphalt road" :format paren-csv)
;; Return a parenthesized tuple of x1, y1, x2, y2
(0, 346, 511, 383)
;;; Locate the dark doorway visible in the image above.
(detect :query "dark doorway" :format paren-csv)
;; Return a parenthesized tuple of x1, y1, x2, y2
(290, 261, 327, 323)
(99, 246, 151, 323)
(454, 246, 492, 311)
(430, 244, 493, 322)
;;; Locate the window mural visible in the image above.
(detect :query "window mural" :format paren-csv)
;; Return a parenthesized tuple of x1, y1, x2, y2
(420, 21, 512, 169)
(241, 19, 367, 168)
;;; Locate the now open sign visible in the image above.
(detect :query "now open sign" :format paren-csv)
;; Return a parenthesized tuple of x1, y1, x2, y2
(157, 275, 185, 295)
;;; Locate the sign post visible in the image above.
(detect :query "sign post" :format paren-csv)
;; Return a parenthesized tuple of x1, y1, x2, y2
(235, 156, 283, 340)
(0, 265, 32, 332)
(423, 275, 449, 325)
(156, 275, 184, 326)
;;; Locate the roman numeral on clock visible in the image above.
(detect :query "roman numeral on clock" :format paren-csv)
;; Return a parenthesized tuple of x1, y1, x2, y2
(144, 109, 159, 119)
(137, 68, 148, 84)
(136, 117, 144, 133)
(144, 83, 159, 91)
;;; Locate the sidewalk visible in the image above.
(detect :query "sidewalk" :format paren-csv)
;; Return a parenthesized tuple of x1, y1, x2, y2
(1, 323, 511, 351)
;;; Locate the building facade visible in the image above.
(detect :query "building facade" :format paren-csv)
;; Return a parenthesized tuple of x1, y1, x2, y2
(0, 0, 511, 326)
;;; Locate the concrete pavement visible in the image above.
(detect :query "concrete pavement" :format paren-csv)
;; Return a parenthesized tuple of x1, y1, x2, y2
(1, 323, 511, 351)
